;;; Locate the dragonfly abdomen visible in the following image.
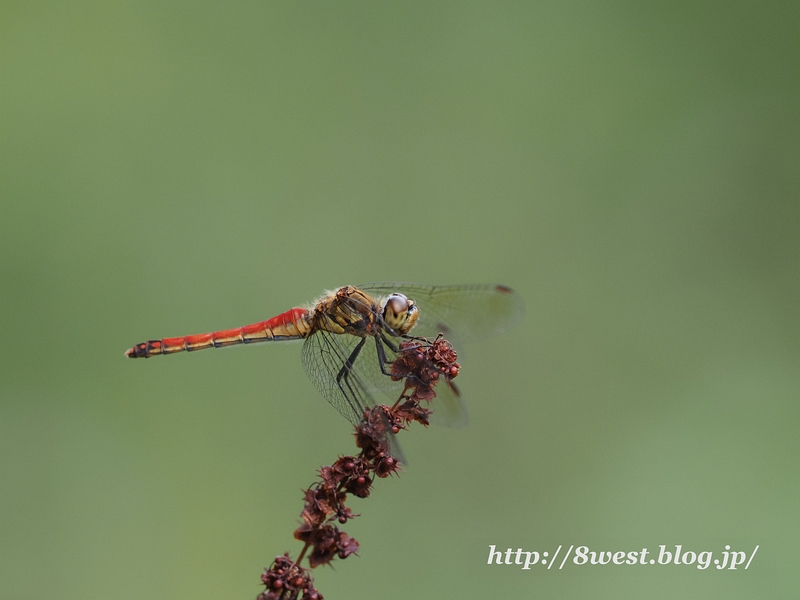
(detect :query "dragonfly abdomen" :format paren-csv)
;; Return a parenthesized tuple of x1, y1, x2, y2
(125, 307, 312, 358)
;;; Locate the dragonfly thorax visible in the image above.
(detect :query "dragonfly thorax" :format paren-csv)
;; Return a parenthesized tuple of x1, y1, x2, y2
(382, 293, 419, 335)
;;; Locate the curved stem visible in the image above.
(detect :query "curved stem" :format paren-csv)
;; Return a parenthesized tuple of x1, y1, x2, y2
(296, 542, 311, 566)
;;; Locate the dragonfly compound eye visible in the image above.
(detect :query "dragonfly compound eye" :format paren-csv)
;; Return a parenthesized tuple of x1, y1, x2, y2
(383, 294, 419, 334)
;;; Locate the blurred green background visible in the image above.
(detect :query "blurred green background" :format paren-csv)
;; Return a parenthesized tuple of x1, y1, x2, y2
(1, 2, 798, 599)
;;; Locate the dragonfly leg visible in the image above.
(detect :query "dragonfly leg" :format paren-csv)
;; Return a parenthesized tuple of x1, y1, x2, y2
(336, 336, 367, 416)
(374, 336, 396, 376)
(377, 332, 428, 375)
(402, 333, 433, 344)
(379, 332, 401, 353)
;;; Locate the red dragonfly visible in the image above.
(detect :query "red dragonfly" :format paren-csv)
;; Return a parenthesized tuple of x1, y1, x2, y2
(125, 283, 524, 427)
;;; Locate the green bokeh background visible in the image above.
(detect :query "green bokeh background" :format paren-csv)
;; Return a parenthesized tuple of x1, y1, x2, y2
(2, 2, 798, 599)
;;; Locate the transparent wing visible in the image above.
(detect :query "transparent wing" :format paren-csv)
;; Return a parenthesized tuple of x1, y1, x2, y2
(301, 325, 376, 426)
(428, 378, 468, 428)
(357, 282, 525, 343)
(343, 335, 406, 401)
(301, 322, 408, 462)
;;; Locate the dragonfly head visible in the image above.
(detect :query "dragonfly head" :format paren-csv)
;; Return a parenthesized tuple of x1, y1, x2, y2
(382, 293, 419, 335)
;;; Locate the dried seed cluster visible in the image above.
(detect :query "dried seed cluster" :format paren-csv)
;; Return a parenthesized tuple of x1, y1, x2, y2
(258, 336, 459, 600)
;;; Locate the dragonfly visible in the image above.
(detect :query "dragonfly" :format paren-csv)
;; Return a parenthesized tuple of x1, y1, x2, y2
(125, 283, 524, 428)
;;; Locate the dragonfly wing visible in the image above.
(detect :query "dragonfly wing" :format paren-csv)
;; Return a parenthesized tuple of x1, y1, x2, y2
(428, 377, 469, 428)
(343, 335, 404, 398)
(301, 326, 376, 426)
(301, 323, 409, 464)
(357, 283, 525, 343)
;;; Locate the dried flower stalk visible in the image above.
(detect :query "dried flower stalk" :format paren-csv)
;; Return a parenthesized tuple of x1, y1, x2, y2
(257, 336, 460, 600)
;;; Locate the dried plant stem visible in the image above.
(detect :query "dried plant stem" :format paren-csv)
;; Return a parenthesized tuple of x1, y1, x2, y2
(257, 336, 460, 600)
